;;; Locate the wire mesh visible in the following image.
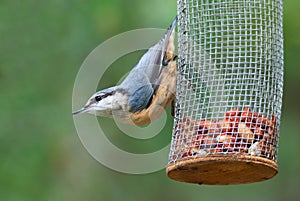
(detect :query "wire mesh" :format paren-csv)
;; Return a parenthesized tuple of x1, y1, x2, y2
(169, 0, 283, 165)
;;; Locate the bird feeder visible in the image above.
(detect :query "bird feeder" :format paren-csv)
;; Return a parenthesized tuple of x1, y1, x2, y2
(167, 0, 283, 185)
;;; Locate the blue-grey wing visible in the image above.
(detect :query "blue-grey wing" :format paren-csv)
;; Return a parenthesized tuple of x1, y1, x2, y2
(119, 17, 177, 112)
(136, 17, 177, 83)
(132, 17, 177, 84)
(128, 83, 154, 113)
(120, 68, 154, 112)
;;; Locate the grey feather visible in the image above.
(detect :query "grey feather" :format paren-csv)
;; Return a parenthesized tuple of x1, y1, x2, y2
(119, 16, 177, 112)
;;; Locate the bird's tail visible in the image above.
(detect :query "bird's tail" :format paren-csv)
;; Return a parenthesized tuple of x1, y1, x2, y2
(164, 16, 177, 61)
(129, 16, 177, 84)
(160, 16, 177, 51)
(167, 15, 177, 36)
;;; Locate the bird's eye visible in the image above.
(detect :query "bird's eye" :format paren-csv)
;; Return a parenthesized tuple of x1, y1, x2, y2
(95, 96, 102, 102)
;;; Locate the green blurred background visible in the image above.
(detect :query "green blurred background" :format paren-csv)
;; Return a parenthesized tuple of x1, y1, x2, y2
(1, 0, 299, 200)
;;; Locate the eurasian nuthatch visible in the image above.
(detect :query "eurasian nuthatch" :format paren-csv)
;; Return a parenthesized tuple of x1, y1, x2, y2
(72, 17, 177, 126)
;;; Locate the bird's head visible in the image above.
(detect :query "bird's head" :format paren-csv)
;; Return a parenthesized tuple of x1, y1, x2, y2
(72, 86, 129, 118)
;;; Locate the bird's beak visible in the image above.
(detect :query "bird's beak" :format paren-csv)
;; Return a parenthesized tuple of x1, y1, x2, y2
(72, 107, 89, 115)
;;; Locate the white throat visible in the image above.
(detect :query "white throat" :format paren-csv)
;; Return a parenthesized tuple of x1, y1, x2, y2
(89, 91, 130, 121)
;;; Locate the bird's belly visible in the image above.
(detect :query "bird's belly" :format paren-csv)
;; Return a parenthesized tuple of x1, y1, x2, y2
(130, 60, 177, 126)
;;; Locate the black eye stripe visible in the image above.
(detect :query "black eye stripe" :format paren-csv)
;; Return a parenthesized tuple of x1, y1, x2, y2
(95, 96, 102, 101)
(94, 92, 114, 102)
